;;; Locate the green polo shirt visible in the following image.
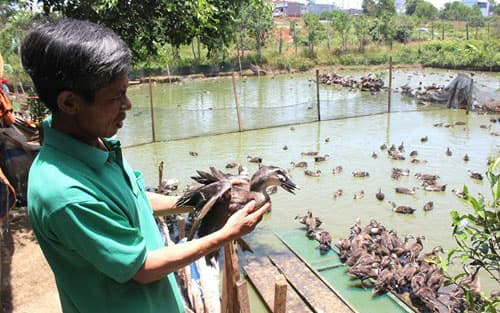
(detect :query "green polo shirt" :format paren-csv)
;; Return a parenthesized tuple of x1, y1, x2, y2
(27, 118, 184, 313)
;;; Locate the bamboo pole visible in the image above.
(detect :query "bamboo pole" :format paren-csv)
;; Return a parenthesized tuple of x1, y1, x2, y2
(316, 69, 321, 121)
(177, 216, 185, 240)
(232, 72, 243, 132)
(388, 56, 392, 113)
(148, 77, 156, 142)
(236, 280, 251, 313)
(274, 281, 287, 313)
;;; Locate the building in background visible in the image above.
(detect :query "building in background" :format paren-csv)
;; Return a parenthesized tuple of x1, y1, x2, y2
(307, 3, 340, 14)
(462, 0, 490, 16)
(273, 1, 307, 17)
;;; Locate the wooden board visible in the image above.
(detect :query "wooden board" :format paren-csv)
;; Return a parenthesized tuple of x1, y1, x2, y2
(269, 251, 353, 313)
(244, 257, 313, 313)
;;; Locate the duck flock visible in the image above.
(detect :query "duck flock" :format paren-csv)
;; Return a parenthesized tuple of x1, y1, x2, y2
(333, 218, 486, 313)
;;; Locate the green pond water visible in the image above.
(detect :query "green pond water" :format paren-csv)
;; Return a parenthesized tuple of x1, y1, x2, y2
(119, 68, 499, 309)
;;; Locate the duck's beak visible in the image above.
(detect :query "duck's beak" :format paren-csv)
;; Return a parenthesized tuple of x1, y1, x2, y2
(280, 179, 299, 194)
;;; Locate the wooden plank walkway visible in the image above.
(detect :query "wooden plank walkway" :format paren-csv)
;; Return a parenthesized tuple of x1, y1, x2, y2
(269, 251, 353, 313)
(244, 257, 313, 313)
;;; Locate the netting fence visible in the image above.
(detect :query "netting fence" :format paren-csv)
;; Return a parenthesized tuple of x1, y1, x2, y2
(120, 66, 497, 147)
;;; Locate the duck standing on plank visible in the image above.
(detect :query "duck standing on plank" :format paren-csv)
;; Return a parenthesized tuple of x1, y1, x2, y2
(177, 165, 298, 265)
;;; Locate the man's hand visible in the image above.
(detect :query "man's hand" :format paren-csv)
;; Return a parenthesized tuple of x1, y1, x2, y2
(222, 200, 271, 240)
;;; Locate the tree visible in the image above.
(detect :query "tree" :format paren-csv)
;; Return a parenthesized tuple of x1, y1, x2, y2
(414, 1, 438, 20)
(405, 0, 420, 15)
(362, 0, 377, 16)
(331, 10, 351, 51)
(376, 0, 396, 17)
(302, 13, 322, 54)
(353, 15, 370, 52)
(289, 19, 299, 55)
(441, 1, 472, 21)
(236, 0, 273, 61)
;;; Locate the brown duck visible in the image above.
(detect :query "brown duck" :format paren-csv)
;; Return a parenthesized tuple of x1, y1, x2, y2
(177, 165, 298, 264)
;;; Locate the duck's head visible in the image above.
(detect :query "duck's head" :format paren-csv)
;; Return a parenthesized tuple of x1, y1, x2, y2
(250, 166, 299, 194)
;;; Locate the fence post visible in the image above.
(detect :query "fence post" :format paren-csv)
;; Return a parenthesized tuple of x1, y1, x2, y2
(148, 77, 156, 142)
(388, 56, 392, 113)
(236, 280, 251, 313)
(166, 64, 171, 84)
(466, 78, 473, 115)
(232, 72, 243, 132)
(274, 280, 287, 313)
(316, 69, 321, 121)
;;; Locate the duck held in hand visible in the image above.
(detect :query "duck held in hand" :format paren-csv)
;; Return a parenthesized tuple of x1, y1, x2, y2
(177, 165, 298, 263)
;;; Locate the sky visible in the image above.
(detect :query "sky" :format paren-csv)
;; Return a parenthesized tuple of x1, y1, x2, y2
(294, 0, 497, 10)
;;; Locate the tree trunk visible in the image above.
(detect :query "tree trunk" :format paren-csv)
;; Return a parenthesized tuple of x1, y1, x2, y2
(279, 29, 283, 55)
(327, 28, 331, 51)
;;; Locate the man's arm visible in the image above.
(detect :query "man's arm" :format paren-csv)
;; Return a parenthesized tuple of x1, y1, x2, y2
(133, 200, 270, 284)
(146, 192, 192, 216)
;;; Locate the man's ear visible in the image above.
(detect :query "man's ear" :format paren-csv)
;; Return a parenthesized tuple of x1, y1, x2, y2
(56, 91, 84, 114)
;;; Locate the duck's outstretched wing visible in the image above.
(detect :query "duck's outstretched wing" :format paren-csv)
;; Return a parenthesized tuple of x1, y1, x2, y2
(181, 180, 232, 240)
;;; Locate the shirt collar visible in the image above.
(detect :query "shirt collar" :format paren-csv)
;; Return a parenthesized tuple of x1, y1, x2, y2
(42, 115, 122, 170)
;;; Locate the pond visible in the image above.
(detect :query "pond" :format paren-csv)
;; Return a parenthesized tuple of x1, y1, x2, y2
(120, 68, 499, 299)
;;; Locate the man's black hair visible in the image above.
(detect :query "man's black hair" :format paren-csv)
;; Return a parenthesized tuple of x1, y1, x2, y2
(21, 18, 131, 113)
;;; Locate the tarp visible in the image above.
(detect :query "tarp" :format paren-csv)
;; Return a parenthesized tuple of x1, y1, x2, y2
(416, 73, 473, 109)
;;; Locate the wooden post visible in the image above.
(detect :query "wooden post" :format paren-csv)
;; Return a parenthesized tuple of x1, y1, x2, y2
(222, 241, 240, 313)
(466, 78, 473, 115)
(237, 48, 243, 77)
(166, 64, 171, 84)
(148, 77, 156, 142)
(236, 280, 251, 313)
(466, 21, 469, 40)
(232, 72, 243, 132)
(388, 56, 392, 113)
(177, 216, 185, 240)
(316, 69, 321, 121)
(274, 281, 287, 313)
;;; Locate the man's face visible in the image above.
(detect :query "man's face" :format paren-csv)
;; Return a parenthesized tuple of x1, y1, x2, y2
(76, 74, 131, 140)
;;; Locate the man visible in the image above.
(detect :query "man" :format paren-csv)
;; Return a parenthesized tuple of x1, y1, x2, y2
(21, 19, 269, 313)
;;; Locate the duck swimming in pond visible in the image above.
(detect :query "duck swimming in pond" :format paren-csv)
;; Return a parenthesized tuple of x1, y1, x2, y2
(314, 154, 330, 162)
(395, 187, 417, 195)
(420, 136, 428, 142)
(305, 169, 321, 177)
(333, 166, 343, 175)
(177, 165, 298, 264)
(468, 170, 483, 180)
(352, 170, 369, 177)
(354, 190, 365, 199)
(334, 189, 343, 199)
(446, 147, 452, 156)
(423, 183, 446, 192)
(463, 154, 470, 162)
(380, 143, 387, 150)
(376, 188, 385, 201)
(290, 161, 308, 168)
(247, 155, 263, 163)
(423, 201, 434, 211)
(389, 201, 415, 214)
(225, 162, 241, 169)
(372, 152, 378, 159)
(409, 150, 418, 157)
(189, 151, 199, 157)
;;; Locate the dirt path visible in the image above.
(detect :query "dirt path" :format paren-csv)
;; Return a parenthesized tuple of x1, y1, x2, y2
(1, 208, 61, 313)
